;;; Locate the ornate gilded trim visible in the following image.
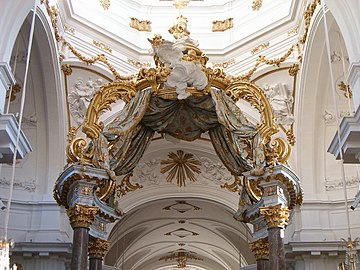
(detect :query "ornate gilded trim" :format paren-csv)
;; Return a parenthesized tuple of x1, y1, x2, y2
(67, 204, 99, 229)
(88, 237, 110, 259)
(99, 0, 110, 10)
(251, 42, 270, 55)
(300, 0, 321, 44)
(249, 237, 269, 260)
(129, 17, 152, 32)
(221, 175, 242, 192)
(93, 40, 112, 53)
(259, 204, 290, 228)
(116, 172, 143, 197)
(212, 18, 233, 32)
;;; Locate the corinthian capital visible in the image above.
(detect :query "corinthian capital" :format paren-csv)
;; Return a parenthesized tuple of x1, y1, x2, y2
(259, 204, 290, 228)
(67, 204, 99, 229)
(88, 237, 110, 260)
(249, 237, 269, 260)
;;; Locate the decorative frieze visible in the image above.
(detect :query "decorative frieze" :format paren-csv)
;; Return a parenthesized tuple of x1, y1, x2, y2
(0, 177, 36, 192)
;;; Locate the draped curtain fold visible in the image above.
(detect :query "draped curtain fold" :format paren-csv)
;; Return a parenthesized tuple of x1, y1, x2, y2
(91, 87, 264, 177)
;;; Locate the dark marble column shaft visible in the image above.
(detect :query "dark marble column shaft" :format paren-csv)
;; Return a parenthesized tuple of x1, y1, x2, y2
(89, 258, 102, 270)
(71, 227, 89, 270)
(257, 259, 269, 270)
(268, 227, 285, 270)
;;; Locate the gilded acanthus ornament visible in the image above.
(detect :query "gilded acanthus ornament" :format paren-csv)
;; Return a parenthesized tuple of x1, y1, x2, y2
(67, 204, 99, 229)
(129, 17, 152, 32)
(259, 204, 290, 228)
(116, 172, 143, 197)
(252, 0, 263, 11)
(168, 15, 190, 40)
(212, 18, 233, 32)
(249, 237, 269, 260)
(88, 237, 110, 259)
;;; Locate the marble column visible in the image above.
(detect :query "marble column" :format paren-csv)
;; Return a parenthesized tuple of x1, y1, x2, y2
(249, 237, 269, 270)
(88, 237, 110, 270)
(260, 204, 290, 270)
(67, 204, 99, 270)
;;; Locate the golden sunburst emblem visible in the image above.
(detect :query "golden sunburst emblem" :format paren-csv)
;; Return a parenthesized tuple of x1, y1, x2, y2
(160, 150, 201, 187)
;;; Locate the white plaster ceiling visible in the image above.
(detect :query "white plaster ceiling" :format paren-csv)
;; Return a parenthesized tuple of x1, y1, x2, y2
(57, 0, 304, 74)
(105, 198, 254, 270)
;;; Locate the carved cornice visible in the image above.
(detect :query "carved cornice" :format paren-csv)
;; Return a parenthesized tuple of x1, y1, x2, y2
(249, 237, 269, 260)
(88, 237, 110, 259)
(67, 204, 99, 229)
(259, 204, 290, 228)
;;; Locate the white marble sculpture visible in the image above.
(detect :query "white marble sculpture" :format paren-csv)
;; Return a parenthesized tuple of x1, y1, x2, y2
(152, 39, 208, 99)
(263, 83, 294, 125)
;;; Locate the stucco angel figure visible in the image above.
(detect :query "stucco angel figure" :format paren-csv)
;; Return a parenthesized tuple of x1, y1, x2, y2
(68, 78, 103, 124)
(151, 38, 208, 99)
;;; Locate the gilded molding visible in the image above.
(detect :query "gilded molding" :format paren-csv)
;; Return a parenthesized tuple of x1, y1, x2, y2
(212, 18, 233, 32)
(259, 204, 290, 228)
(93, 40, 112, 53)
(129, 17, 152, 32)
(67, 204, 99, 229)
(251, 42, 270, 55)
(252, 0, 263, 11)
(88, 237, 110, 259)
(249, 237, 269, 260)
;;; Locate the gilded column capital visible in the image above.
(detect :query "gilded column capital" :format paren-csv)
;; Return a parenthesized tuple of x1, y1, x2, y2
(249, 237, 269, 260)
(88, 237, 110, 260)
(67, 204, 99, 229)
(259, 204, 290, 228)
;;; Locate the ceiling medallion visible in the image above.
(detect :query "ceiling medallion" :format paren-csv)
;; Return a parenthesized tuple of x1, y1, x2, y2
(163, 200, 201, 213)
(99, 0, 110, 10)
(160, 150, 201, 187)
(159, 249, 203, 268)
